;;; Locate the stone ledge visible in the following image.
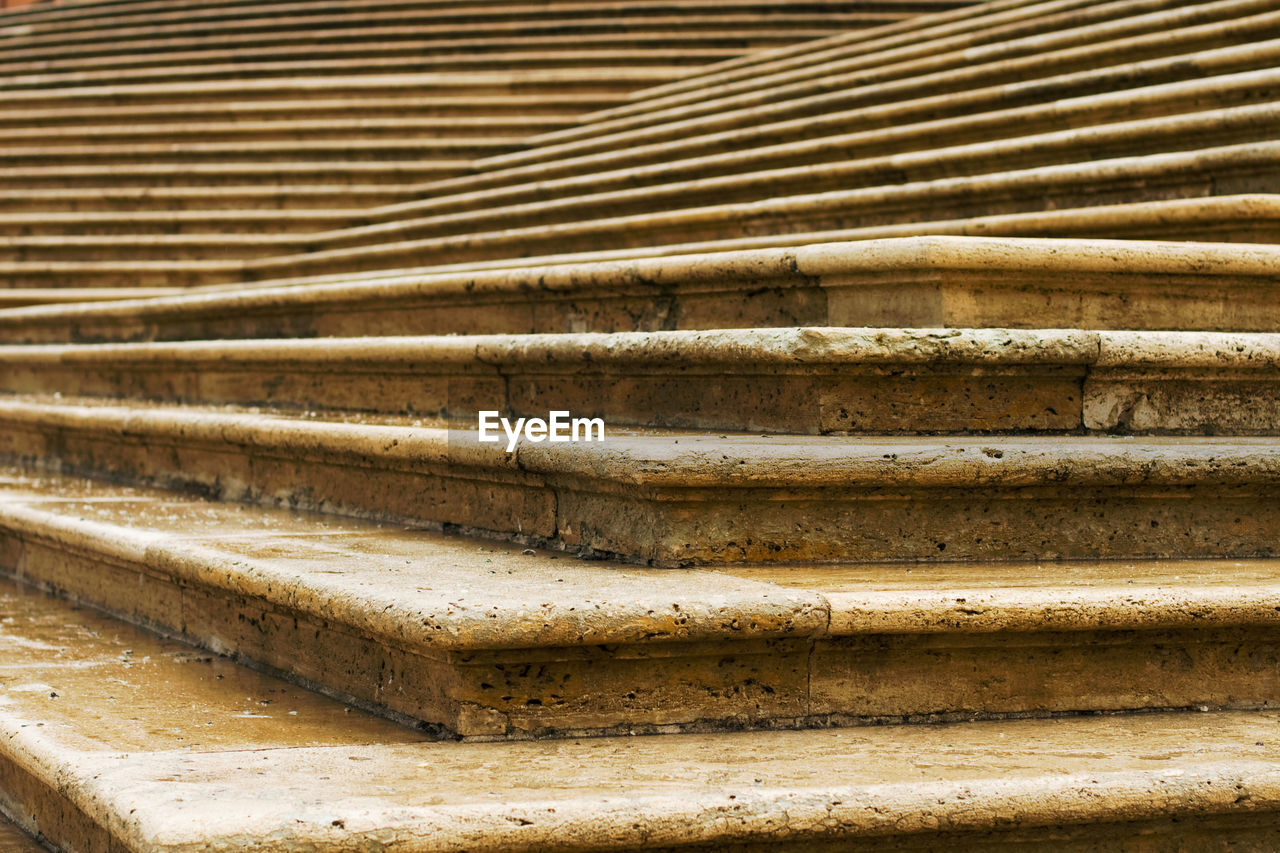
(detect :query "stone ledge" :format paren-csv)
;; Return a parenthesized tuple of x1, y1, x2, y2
(4, 236, 1280, 341)
(2, 586, 1280, 853)
(484, 1, 1278, 171)
(4, 399, 1280, 563)
(8, 470, 1280, 738)
(4, 327, 1280, 434)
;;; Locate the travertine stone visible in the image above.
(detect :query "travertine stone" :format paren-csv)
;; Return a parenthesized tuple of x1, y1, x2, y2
(251, 140, 1280, 279)
(386, 60, 1280, 230)
(6, 400, 1280, 566)
(2, 592, 1280, 853)
(4, 237, 1280, 343)
(7, 469, 1280, 736)
(1, 327, 1276, 434)
(0, 813, 43, 853)
(575, 0, 1096, 118)
(480, 1, 1280, 172)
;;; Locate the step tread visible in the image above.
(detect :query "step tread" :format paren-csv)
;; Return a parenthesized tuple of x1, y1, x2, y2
(4, 393, 1278, 485)
(4, 466, 1280, 646)
(3, 582, 1279, 851)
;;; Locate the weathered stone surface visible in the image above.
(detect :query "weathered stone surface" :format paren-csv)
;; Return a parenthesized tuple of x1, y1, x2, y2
(5, 467, 1280, 739)
(2, 582, 1280, 853)
(0, 813, 43, 853)
(1, 327, 1275, 434)
(365, 63, 1280, 236)
(5, 396, 1280, 563)
(3, 236, 1280, 340)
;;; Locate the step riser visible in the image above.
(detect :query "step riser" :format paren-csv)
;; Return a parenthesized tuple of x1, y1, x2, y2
(0, 745, 112, 853)
(0, 169, 465, 188)
(0, 242, 298, 262)
(7, 497, 1280, 741)
(386, 46, 1280, 224)
(0, 101, 618, 126)
(0, 191, 416, 212)
(261, 151, 1280, 280)
(13, 547, 1280, 740)
(0, 147, 504, 166)
(337, 99, 1280, 247)
(0, 55, 730, 89)
(0, 120, 574, 145)
(3, 415, 1280, 566)
(3, 348, 1278, 435)
(0, 81, 654, 110)
(7, 238, 1280, 343)
(0, 217, 353, 236)
(0, 267, 243, 289)
(489, 3, 1280, 171)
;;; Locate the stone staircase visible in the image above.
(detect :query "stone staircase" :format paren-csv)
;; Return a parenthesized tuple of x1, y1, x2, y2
(0, 0, 919, 300)
(4, 0, 1280, 850)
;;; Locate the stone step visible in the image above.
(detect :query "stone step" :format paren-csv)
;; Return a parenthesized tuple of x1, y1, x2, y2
(560, 0, 1200, 146)
(0, 259, 243, 289)
(0, 208, 359, 237)
(2, 395, 1280, 565)
(0, 0, 929, 35)
(248, 140, 1280, 281)
(0, 234, 301, 263)
(0, 29, 814, 78)
(0, 288, 183, 308)
(0, 161, 467, 189)
(0, 34, 846, 81)
(0, 71, 680, 111)
(7, 194, 1274, 290)
(580, 0, 1276, 138)
(0, 116, 576, 145)
(0, 94, 621, 128)
(0, 17, 852, 67)
(621, 0, 1073, 106)
(23, 93, 1276, 260)
(0, 813, 41, 853)
(335, 90, 1280, 249)
(0, 185, 420, 212)
(3, 327, 1276, 435)
(0, 138, 515, 167)
(7, 468, 1280, 738)
(475, 6, 1280, 179)
(6, 568, 1278, 851)
(369, 56, 1280, 228)
(1, 237, 1276, 342)
(0, 50, 733, 90)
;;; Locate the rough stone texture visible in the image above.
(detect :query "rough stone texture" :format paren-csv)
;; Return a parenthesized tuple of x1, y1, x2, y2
(5, 468, 1280, 740)
(3, 398, 1280, 564)
(0, 327, 1276, 434)
(3, 586, 1280, 852)
(6, 236, 1280, 343)
(0, 812, 44, 853)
